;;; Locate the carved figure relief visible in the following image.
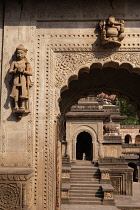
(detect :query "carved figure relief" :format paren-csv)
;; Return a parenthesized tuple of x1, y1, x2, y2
(99, 16, 125, 47)
(9, 44, 32, 116)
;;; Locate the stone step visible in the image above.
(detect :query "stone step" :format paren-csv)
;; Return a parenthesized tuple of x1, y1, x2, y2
(70, 187, 101, 191)
(71, 181, 100, 184)
(62, 200, 102, 205)
(71, 167, 98, 170)
(71, 176, 99, 179)
(70, 188, 101, 191)
(70, 183, 101, 187)
(71, 170, 100, 173)
(70, 192, 103, 197)
(71, 169, 99, 172)
(70, 196, 102, 201)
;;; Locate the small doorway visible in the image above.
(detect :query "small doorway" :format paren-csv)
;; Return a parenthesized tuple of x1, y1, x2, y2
(128, 163, 138, 182)
(76, 131, 93, 161)
(125, 134, 132, 144)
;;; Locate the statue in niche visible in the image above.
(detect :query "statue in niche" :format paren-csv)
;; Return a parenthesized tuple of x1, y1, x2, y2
(99, 16, 125, 47)
(9, 44, 32, 115)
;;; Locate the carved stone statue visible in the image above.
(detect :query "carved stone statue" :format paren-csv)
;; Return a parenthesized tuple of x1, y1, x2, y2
(9, 44, 32, 114)
(99, 16, 125, 47)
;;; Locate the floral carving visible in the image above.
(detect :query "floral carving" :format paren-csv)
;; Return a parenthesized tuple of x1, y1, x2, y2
(55, 52, 140, 89)
(0, 183, 20, 209)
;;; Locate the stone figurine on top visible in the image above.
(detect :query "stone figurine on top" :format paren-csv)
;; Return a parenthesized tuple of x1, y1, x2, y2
(99, 16, 125, 47)
(9, 44, 32, 114)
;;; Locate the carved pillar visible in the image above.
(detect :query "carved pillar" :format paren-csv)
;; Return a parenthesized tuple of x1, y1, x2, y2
(66, 140, 71, 161)
(22, 184, 27, 209)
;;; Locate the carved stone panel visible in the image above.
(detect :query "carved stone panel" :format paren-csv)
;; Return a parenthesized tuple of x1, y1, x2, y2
(0, 183, 21, 209)
(110, 176, 121, 194)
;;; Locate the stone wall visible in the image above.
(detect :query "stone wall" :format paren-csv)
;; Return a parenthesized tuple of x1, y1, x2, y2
(1, 0, 140, 209)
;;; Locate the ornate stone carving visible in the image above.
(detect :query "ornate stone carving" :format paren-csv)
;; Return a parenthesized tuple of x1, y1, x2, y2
(102, 172, 110, 179)
(61, 190, 69, 199)
(9, 44, 33, 117)
(0, 183, 20, 209)
(110, 177, 121, 194)
(99, 16, 125, 47)
(55, 52, 140, 89)
(62, 171, 70, 179)
(104, 191, 113, 199)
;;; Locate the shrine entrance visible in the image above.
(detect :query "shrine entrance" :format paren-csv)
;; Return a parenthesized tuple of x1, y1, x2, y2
(76, 131, 93, 161)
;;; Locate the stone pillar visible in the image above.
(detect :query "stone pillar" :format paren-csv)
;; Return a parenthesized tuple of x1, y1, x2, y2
(66, 140, 71, 161)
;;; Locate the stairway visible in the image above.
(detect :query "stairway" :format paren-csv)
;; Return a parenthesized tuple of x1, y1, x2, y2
(63, 161, 103, 205)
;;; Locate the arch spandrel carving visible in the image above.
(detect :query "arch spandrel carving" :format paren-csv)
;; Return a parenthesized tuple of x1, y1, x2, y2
(55, 52, 140, 90)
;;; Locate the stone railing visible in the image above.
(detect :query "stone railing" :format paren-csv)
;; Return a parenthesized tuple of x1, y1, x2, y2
(122, 144, 140, 155)
(71, 104, 103, 111)
(120, 125, 140, 129)
(122, 143, 140, 148)
(103, 106, 120, 113)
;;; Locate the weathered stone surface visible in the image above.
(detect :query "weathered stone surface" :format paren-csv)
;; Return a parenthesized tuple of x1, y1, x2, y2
(0, 0, 140, 209)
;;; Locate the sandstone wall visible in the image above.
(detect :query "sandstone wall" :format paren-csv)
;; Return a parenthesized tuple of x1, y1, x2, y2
(0, 0, 140, 209)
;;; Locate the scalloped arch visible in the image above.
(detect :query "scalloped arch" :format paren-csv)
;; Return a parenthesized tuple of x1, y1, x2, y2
(59, 61, 140, 121)
(59, 61, 140, 95)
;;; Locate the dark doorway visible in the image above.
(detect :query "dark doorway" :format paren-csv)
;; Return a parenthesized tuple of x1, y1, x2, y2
(125, 134, 132, 144)
(76, 131, 93, 161)
(128, 163, 138, 182)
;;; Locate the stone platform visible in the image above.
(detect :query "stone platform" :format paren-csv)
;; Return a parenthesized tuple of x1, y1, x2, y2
(61, 182, 140, 210)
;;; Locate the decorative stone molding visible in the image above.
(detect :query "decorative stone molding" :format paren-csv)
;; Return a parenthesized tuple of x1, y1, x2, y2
(61, 190, 69, 199)
(100, 168, 111, 184)
(0, 168, 34, 209)
(36, 33, 140, 209)
(101, 170, 110, 180)
(62, 170, 70, 179)
(55, 52, 140, 89)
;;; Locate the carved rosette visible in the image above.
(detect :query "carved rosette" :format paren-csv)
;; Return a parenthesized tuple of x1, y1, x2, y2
(0, 183, 20, 209)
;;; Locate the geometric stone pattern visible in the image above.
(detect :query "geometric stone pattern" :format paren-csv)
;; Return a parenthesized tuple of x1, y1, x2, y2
(110, 177, 121, 195)
(0, 183, 20, 209)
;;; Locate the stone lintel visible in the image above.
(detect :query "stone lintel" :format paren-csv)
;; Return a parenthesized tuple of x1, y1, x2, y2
(0, 167, 34, 181)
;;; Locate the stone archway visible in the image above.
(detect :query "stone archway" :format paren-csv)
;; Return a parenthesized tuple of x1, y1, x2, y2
(59, 62, 140, 123)
(56, 60, 140, 209)
(125, 134, 132, 144)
